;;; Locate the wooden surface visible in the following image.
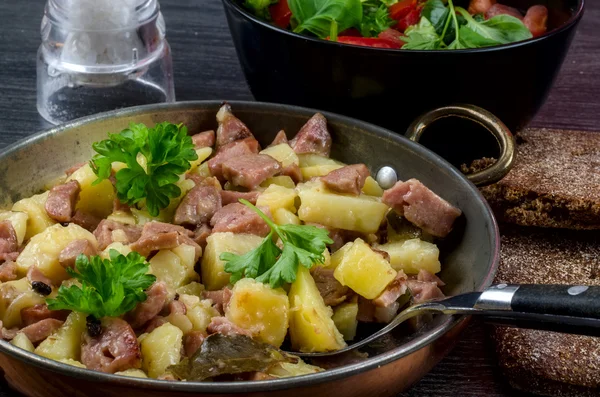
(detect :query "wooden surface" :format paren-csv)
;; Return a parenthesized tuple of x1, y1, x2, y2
(0, 0, 597, 396)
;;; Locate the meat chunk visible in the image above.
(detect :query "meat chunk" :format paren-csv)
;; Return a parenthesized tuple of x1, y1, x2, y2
(58, 239, 97, 269)
(485, 3, 522, 19)
(173, 179, 222, 226)
(20, 304, 69, 327)
(19, 318, 64, 344)
(220, 190, 260, 206)
(468, 0, 495, 15)
(523, 5, 548, 37)
(0, 261, 17, 282)
(144, 316, 168, 333)
(207, 316, 251, 337)
(311, 267, 351, 307)
(71, 210, 102, 232)
(27, 266, 53, 288)
(406, 280, 445, 304)
(44, 180, 80, 223)
(280, 163, 302, 184)
(203, 287, 232, 315)
(382, 179, 462, 238)
(321, 164, 370, 195)
(81, 318, 142, 373)
(289, 113, 332, 157)
(269, 130, 288, 147)
(216, 104, 254, 148)
(65, 163, 85, 177)
(113, 198, 130, 213)
(192, 130, 216, 149)
(417, 269, 446, 287)
(126, 282, 169, 329)
(183, 331, 206, 357)
(193, 224, 212, 249)
(208, 137, 260, 180)
(93, 220, 142, 250)
(373, 271, 408, 308)
(210, 203, 271, 237)
(357, 297, 376, 323)
(129, 222, 201, 260)
(222, 154, 282, 190)
(0, 220, 18, 258)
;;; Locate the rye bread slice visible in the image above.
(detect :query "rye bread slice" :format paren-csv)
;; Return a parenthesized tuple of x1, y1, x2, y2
(480, 128, 600, 229)
(492, 225, 600, 396)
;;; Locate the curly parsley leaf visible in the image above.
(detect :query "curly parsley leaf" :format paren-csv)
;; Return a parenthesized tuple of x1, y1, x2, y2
(242, 0, 278, 20)
(90, 122, 198, 217)
(288, 0, 363, 39)
(46, 250, 156, 319)
(221, 199, 333, 288)
(360, 3, 395, 37)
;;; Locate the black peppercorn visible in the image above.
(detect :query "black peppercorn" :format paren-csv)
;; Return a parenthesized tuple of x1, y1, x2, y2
(31, 281, 52, 296)
(86, 315, 102, 337)
(174, 293, 180, 301)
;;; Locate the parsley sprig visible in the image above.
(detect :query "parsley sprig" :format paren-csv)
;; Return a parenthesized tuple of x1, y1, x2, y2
(47, 250, 156, 319)
(221, 200, 333, 288)
(91, 122, 198, 217)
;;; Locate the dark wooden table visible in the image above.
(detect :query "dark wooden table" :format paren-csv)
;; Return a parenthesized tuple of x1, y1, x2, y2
(0, 1, 597, 396)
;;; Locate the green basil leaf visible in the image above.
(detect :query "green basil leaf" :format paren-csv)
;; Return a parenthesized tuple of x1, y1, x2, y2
(422, 0, 449, 35)
(456, 7, 532, 46)
(289, 0, 363, 39)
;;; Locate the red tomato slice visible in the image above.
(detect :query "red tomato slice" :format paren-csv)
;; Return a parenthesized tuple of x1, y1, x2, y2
(378, 28, 405, 47)
(270, 0, 292, 29)
(389, 0, 417, 20)
(335, 36, 401, 49)
(396, 6, 422, 32)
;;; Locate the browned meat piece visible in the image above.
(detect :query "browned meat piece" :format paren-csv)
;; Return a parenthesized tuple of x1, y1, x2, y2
(269, 130, 288, 146)
(183, 331, 206, 357)
(129, 222, 201, 260)
(207, 316, 251, 337)
(321, 164, 370, 196)
(289, 113, 332, 157)
(203, 287, 232, 315)
(0, 324, 18, 340)
(58, 239, 97, 269)
(185, 173, 205, 186)
(417, 269, 445, 287)
(19, 318, 64, 344)
(0, 252, 18, 262)
(311, 267, 351, 307)
(374, 302, 400, 323)
(144, 316, 168, 333)
(44, 180, 80, 223)
(192, 130, 216, 149)
(27, 266, 53, 288)
(168, 299, 187, 315)
(406, 280, 445, 304)
(373, 271, 408, 307)
(220, 190, 260, 206)
(208, 137, 261, 180)
(20, 304, 69, 327)
(65, 163, 86, 177)
(222, 154, 282, 190)
(485, 3, 522, 19)
(81, 317, 142, 373)
(216, 104, 254, 148)
(93, 220, 142, 250)
(173, 179, 222, 226)
(0, 261, 17, 282)
(280, 163, 302, 184)
(193, 224, 212, 249)
(113, 198, 130, 213)
(523, 5, 548, 37)
(210, 203, 271, 237)
(382, 179, 462, 238)
(357, 297, 376, 323)
(71, 210, 102, 232)
(126, 282, 168, 329)
(0, 220, 18, 257)
(468, 0, 495, 15)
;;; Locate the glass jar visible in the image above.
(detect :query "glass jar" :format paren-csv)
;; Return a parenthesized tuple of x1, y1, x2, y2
(37, 0, 175, 124)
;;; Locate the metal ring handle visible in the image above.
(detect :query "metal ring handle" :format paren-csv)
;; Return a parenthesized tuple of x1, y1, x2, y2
(405, 104, 516, 187)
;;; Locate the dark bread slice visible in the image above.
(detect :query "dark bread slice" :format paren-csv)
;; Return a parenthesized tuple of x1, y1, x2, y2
(481, 128, 600, 229)
(492, 225, 600, 396)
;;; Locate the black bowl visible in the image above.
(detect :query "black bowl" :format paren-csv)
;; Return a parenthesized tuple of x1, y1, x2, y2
(222, 0, 584, 133)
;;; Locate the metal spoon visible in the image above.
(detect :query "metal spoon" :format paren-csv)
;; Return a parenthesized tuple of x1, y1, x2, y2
(292, 283, 600, 358)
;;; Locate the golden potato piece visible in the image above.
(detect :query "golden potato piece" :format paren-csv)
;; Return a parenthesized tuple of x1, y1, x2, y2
(12, 192, 56, 240)
(375, 239, 441, 275)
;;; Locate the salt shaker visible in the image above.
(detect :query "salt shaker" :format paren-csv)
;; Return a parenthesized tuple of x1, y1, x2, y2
(37, 0, 175, 125)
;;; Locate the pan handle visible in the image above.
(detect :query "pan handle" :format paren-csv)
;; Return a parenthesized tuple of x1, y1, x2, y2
(405, 104, 516, 187)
